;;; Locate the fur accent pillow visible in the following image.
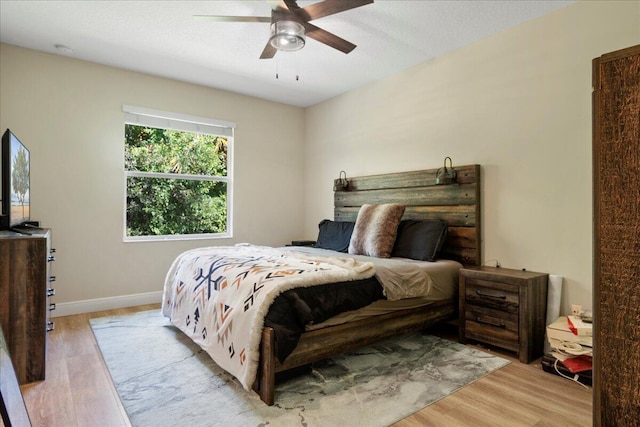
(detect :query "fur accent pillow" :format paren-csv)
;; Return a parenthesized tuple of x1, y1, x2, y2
(348, 203, 406, 258)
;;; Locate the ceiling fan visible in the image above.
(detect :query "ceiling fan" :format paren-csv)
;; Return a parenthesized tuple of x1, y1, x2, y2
(194, 0, 374, 59)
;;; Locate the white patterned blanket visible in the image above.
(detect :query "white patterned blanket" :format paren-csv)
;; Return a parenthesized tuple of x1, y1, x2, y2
(161, 244, 375, 391)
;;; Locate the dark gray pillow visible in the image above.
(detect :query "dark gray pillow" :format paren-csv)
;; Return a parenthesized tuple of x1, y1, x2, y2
(315, 220, 355, 252)
(392, 219, 448, 261)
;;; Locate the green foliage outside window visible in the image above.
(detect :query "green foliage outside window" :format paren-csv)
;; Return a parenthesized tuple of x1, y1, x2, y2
(125, 125, 229, 237)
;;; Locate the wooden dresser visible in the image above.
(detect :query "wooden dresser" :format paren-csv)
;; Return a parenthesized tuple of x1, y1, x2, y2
(0, 228, 56, 384)
(459, 266, 548, 363)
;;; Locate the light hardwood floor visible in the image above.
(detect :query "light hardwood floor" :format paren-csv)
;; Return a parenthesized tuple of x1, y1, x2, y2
(20, 305, 592, 426)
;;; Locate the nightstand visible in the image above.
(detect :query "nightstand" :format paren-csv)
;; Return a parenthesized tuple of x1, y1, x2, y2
(459, 266, 548, 363)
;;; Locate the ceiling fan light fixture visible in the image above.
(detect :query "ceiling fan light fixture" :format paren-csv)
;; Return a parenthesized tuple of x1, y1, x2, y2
(269, 20, 305, 51)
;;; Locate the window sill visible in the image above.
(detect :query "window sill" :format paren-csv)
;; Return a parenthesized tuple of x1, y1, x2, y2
(123, 232, 232, 243)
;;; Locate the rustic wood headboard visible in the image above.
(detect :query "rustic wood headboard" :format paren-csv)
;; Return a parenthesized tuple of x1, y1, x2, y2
(333, 164, 481, 266)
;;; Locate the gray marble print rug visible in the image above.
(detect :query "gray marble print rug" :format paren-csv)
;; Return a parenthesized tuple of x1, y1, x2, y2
(90, 310, 509, 427)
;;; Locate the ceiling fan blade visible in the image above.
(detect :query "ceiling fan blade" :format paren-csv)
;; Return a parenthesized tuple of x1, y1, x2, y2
(304, 22, 356, 54)
(260, 42, 278, 59)
(298, 0, 373, 21)
(193, 15, 271, 23)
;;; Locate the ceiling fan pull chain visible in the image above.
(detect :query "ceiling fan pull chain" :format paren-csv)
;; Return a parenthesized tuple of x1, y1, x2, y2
(275, 58, 279, 79)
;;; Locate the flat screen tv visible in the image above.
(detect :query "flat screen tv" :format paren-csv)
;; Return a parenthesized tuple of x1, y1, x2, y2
(1, 129, 30, 230)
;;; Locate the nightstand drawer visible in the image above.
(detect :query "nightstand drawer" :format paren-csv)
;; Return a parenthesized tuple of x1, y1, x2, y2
(465, 305, 518, 333)
(465, 279, 519, 313)
(465, 305, 519, 351)
(465, 321, 520, 353)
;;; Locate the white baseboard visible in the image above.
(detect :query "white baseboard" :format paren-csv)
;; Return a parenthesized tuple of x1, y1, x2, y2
(52, 291, 163, 317)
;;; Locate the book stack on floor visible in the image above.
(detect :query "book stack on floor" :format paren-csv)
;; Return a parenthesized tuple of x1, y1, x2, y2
(542, 316, 592, 386)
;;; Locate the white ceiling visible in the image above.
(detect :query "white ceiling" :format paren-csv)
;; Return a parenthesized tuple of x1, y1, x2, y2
(0, 0, 574, 108)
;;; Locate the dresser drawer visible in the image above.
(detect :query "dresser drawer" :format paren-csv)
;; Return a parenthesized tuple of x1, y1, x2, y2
(465, 279, 519, 313)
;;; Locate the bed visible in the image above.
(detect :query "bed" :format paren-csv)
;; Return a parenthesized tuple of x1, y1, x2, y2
(162, 164, 481, 405)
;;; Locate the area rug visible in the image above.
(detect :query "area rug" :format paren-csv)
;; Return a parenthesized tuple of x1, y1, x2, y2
(90, 310, 509, 427)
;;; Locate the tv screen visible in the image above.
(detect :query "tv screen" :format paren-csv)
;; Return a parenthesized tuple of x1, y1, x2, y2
(1, 129, 30, 229)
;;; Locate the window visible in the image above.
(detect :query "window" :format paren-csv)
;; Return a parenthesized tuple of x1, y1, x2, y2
(123, 105, 235, 241)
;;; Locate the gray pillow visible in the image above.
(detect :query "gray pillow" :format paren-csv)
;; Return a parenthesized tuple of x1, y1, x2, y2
(392, 219, 448, 261)
(348, 203, 406, 258)
(315, 220, 355, 252)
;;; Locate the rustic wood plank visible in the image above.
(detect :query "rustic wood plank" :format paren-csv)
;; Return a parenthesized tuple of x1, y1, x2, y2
(335, 205, 477, 227)
(336, 164, 478, 191)
(335, 183, 477, 208)
(274, 300, 455, 372)
(253, 327, 275, 406)
(445, 227, 478, 248)
(439, 247, 479, 266)
(402, 206, 477, 225)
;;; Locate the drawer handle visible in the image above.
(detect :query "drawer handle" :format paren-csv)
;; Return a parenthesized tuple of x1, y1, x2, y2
(47, 321, 55, 332)
(49, 276, 57, 283)
(475, 316, 506, 328)
(48, 255, 56, 262)
(47, 287, 56, 297)
(49, 303, 56, 311)
(475, 290, 506, 300)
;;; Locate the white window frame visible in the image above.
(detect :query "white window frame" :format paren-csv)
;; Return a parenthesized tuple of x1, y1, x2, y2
(122, 105, 235, 242)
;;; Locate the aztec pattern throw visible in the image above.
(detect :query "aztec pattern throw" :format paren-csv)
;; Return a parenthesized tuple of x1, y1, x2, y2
(161, 244, 375, 391)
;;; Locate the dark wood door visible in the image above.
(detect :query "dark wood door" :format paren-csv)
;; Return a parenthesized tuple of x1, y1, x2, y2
(592, 44, 640, 427)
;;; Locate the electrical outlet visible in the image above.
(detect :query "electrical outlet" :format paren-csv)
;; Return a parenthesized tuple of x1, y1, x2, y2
(571, 304, 583, 316)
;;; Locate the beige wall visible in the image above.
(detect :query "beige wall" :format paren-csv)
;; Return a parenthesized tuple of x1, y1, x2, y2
(0, 44, 305, 312)
(303, 1, 640, 315)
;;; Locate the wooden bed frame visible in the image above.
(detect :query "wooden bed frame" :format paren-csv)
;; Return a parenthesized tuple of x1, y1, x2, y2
(253, 164, 481, 405)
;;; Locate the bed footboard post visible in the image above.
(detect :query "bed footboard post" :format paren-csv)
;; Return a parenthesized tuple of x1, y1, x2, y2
(254, 326, 276, 406)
